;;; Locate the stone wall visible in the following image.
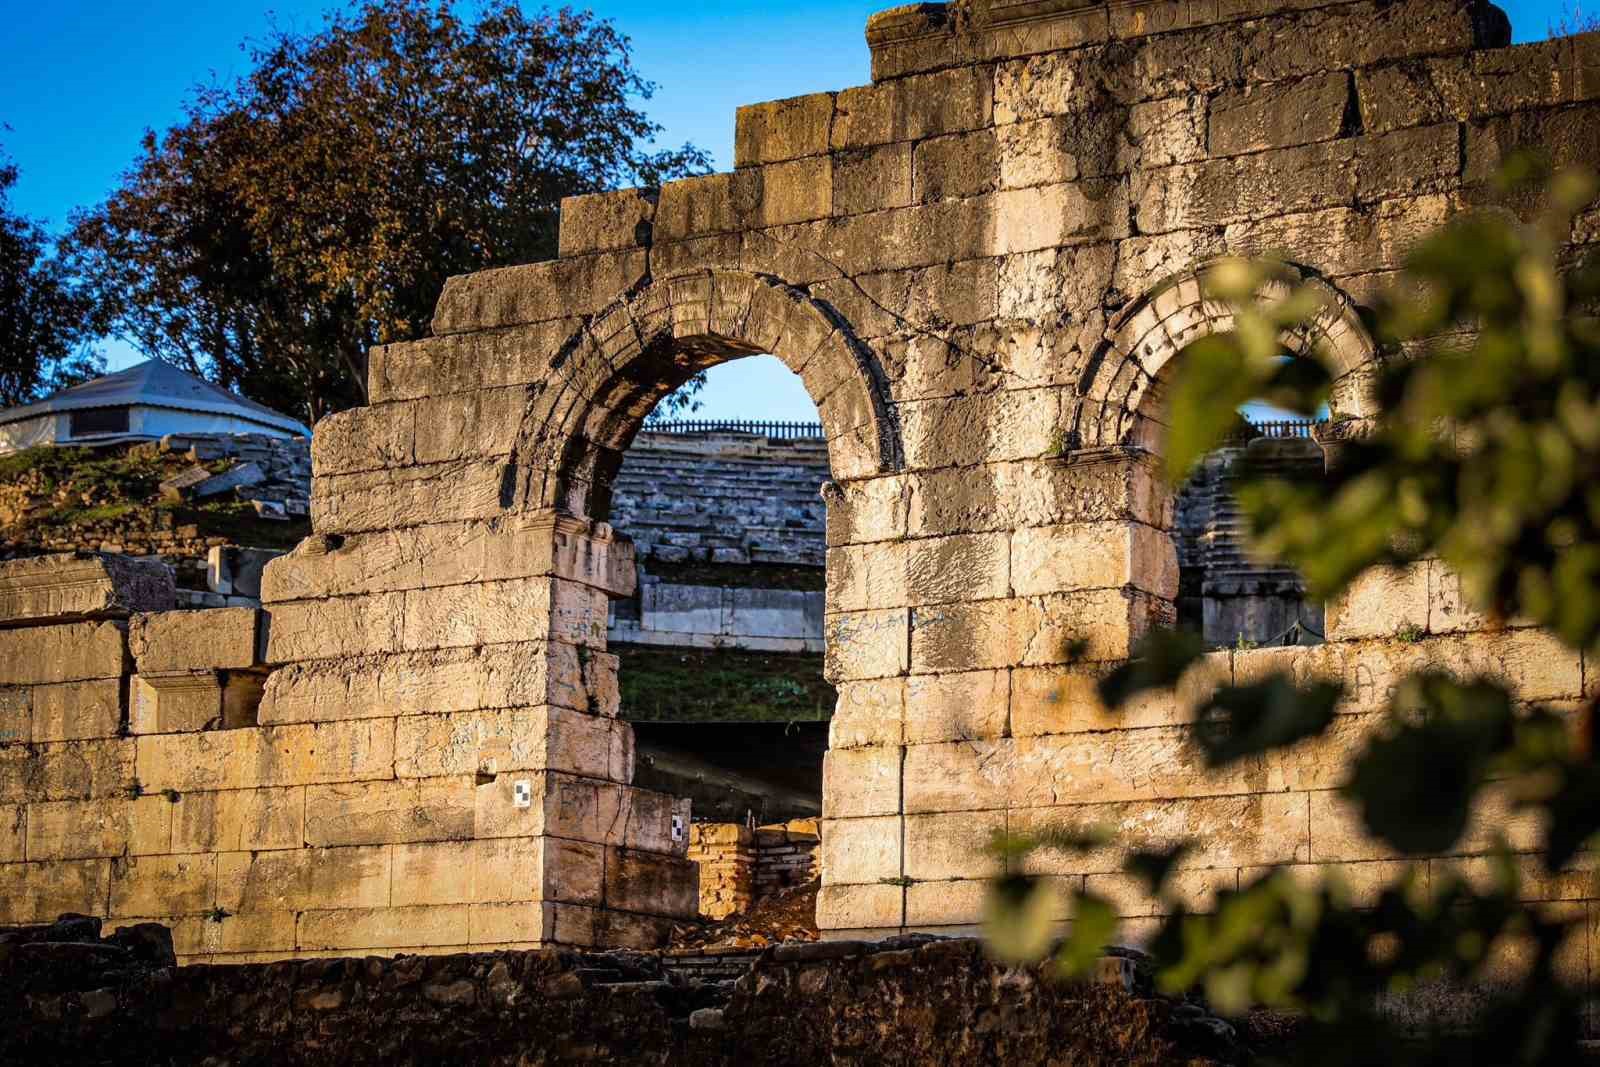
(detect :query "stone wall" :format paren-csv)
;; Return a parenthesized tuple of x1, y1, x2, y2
(1, 0, 1597, 973)
(0, 553, 696, 961)
(688, 819, 820, 920)
(0, 915, 1245, 1066)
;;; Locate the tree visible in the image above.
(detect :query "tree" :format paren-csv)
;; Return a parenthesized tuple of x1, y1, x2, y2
(986, 164, 1600, 1064)
(65, 1, 709, 424)
(0, 148, 104, 407)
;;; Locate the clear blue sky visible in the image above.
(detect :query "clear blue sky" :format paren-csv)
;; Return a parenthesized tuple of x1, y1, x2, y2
(0, 0, 1576, 422)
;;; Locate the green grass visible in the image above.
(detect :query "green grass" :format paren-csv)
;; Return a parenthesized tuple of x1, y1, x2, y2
(616, 644, 834, 723)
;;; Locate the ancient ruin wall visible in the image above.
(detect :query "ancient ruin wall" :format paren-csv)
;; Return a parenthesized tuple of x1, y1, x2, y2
(1, 0, 1597, 972)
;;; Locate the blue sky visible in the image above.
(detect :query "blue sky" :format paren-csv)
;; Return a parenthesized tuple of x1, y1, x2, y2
(0, 0, 1577, 421)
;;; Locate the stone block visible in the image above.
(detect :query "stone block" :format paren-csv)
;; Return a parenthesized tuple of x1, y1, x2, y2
(0, 620, 127, 685)
(558, 188, 656, 257)
(906, 878, 992, 927)
(130, 671, 223, 734)
(0, 858, 111, 924)
(602, 846, 698, 918)
(1325, 562, 1430, 641)
(185, 909, 298, 956)
(1006, 728, 1260, 809)
(1240, 859, 1415, 909)
(1088, 867, 1238, 917)
(304, 776, 476, 847)
(110, 853, 216, 917)
(1010, 650, 1230, 736)
(822, 745, 902, 818)
(906, 453, 1172, 538)
(832, 143, 914, 215)
(1010, 521, 1178, 599)
(0, 738, 134, 803)
(904, 669, 1010, 745)
(0, 553, 174, 625)
(0, 805, 21, 863)
(903, 810, 1005, 881)
(26, 795, 171, 860)
(816, 883, 904, 930)
(986, 180, 1130, 254)
(903, 740, 1010, 814)
(830, 678, 905, 749)
(831, 67, 993, 150)
(308, 459, 509, 535)
(1208, 72, 1351, 157)
(753, 156, 833, 226)
(913, 129, 998, 201)
(263, 591, 405, 662)
(736, 92, 835, 166)
(911, 589, 1169, 673)
(1009, 793, 1309, 875)
(136, 719, 396, 792)
(824, 608, 910, 683)
(216, 844, 392, 912)
(819, 815, 902, 884)
(171, 786, 304, 854)
(823, 475, 911, 547)
(31, 678, 123, 741)
(298, 904, 470, 951)
(268, 640, 588, 723)
(431, 250, 648, 335)
(394, 705, 628, 782)
(469, 901, 549, 946)
(0, 686, 26, 744)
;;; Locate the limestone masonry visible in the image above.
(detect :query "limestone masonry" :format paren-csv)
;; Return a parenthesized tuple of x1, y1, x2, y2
(0, 0, 1596, 993)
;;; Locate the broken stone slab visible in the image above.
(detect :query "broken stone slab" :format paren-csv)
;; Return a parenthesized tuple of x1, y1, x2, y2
(193, 462, 265, 498)
(0, 553, 175, 627)
(158, 465, 213, 500)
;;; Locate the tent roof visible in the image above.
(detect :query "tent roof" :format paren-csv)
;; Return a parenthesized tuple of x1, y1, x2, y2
(0, 360, 309, 436)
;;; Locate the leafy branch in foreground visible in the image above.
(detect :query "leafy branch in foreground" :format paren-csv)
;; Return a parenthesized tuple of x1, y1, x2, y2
(985, 164, 1600, 1064)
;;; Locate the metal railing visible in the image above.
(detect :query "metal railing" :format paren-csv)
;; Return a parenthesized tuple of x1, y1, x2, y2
(641, 418, 825, 439)
(1225, 417, 1326, 442)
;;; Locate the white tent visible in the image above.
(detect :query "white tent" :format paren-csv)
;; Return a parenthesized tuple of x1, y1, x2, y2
(0, 361, 309, 454)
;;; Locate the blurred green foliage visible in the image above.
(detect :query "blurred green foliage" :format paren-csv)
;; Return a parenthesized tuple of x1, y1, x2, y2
(985, 162, 1600, 1063)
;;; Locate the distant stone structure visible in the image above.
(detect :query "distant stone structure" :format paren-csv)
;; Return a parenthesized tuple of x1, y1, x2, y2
(0, 0, 1594, 1012)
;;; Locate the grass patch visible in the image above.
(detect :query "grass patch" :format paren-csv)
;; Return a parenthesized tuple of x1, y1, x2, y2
(616, 644, 834, 723)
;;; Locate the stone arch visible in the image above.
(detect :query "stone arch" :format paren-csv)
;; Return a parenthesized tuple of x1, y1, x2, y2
(503, 268, 902, 519)
(1068, 259, 1379, 451)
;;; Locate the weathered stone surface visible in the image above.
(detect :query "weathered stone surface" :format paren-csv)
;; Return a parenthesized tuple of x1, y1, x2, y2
(0, 554, 174, 625)
(0, 621, 127, 686)
(558, 188, 656, 257)
(736, 92, 835, 166)
(130, 607, 261, 672)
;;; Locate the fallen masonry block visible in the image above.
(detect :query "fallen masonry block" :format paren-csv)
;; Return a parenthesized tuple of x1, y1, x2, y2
(158, 465, 213, 500)
(0, 553, 174, 626)
(193, 461, 266, 498)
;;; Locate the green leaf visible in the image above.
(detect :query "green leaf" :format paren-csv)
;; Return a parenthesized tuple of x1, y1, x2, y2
(1343, 676, 1516, 855)
(1055, 892, 1118, 978)
(1194, 676, 1343, 766)
(1097, 629, 1205, 710)
(1125, 843, 1192, 896)
(982, 874, 1060, 965)
(1162, 334, 1262, 483)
